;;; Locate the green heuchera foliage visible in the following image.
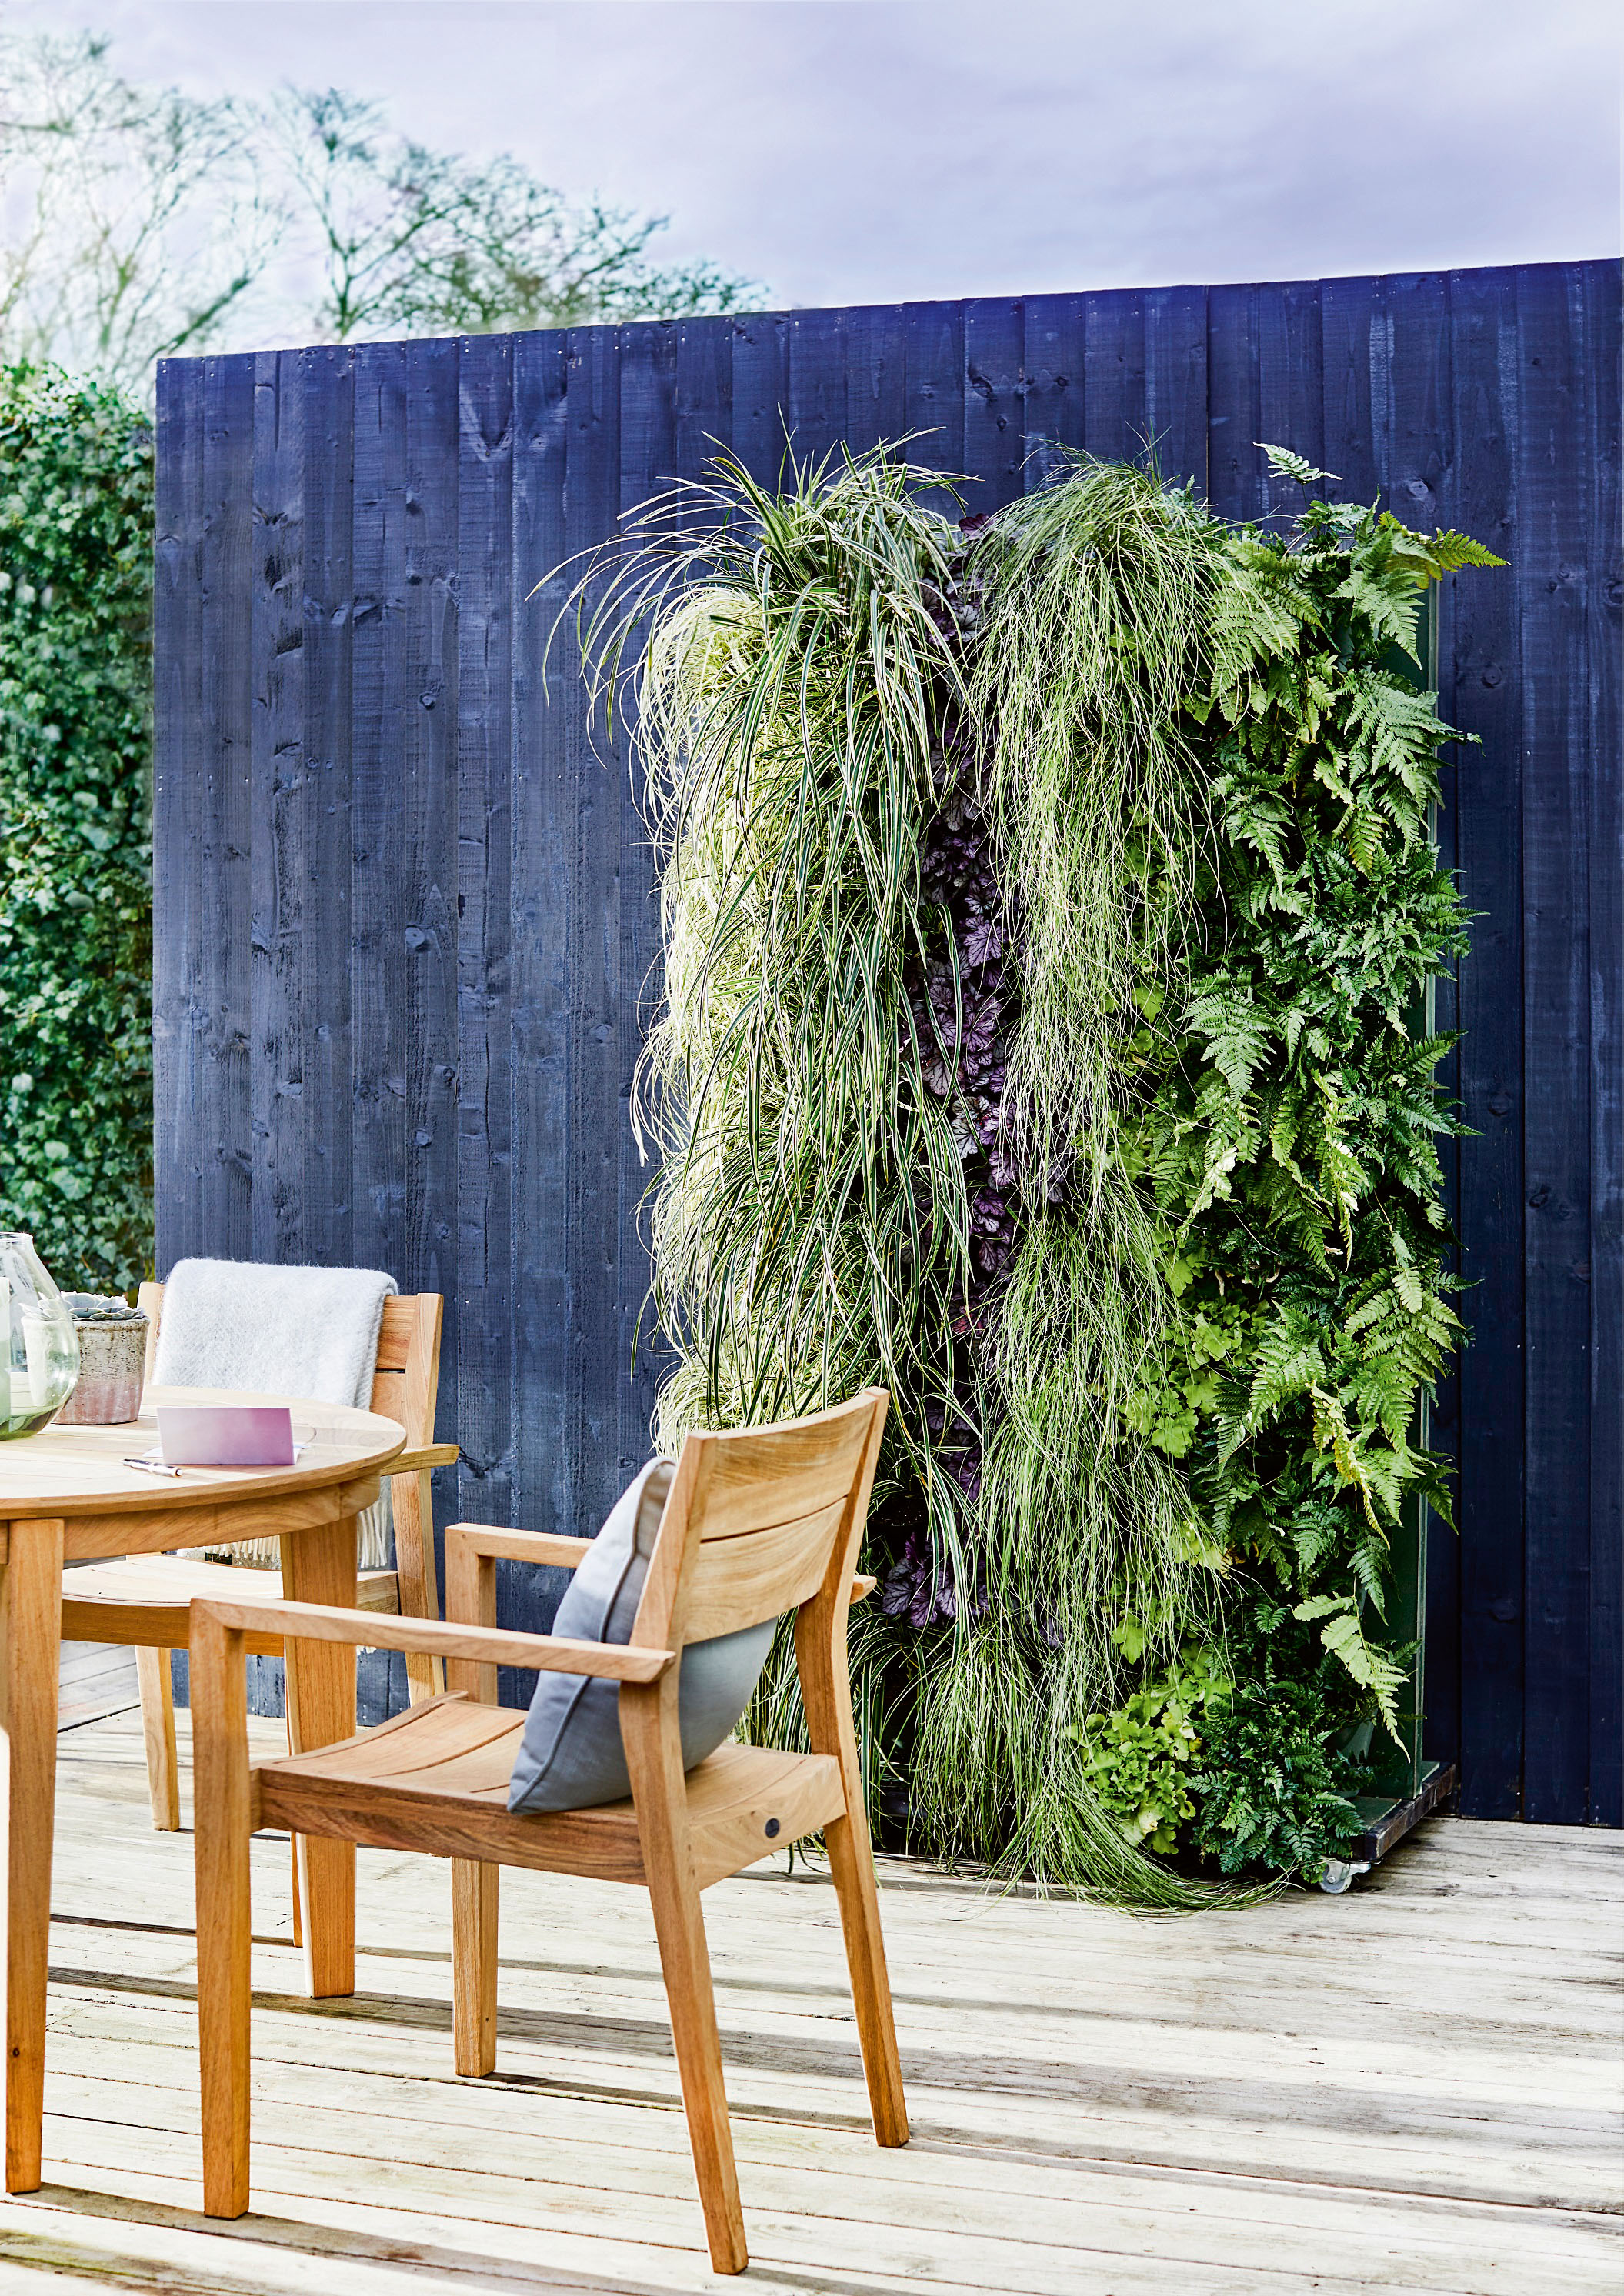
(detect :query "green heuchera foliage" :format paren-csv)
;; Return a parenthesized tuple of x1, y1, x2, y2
(0, 365, 154, 1290)
(1072, 1638, 1232, 1855)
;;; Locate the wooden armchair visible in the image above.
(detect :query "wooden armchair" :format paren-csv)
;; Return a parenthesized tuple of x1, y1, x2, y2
(62, 1285, 459, 1831)
(188, 1389, 906, 2275)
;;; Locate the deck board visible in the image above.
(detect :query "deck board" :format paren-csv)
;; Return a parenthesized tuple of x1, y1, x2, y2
(2, 1711, 1617, 2294)
(56, 1641, 139, 1731)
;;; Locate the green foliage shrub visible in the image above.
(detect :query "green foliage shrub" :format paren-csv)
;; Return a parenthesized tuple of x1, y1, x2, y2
(0, 365, 153, 1291)
(1185, 1607, 1372, 1880)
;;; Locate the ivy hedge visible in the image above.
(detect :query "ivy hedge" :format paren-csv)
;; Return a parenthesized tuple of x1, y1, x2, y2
(0, 364, 154, 1293)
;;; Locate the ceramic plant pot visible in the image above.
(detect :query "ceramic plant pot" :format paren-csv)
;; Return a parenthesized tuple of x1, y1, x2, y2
(1, 1233, 80, 1437)
(55, 1295, 148, 1425)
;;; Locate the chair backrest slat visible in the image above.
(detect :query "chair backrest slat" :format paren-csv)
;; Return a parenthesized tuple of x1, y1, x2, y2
(368, 1295, 440, 1445)
(371, 1305, 415, 1375)
(633, 1391, 888, 1651)
(689, 1419, 879, 1544)
(681, 1495, 849, 1642)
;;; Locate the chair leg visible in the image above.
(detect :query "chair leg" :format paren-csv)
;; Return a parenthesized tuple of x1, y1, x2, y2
(825, 1808, 909, 2147)
(283, 1671, 303, 1950)
(645, 1858, 748, 2274)
(135, 1647, 181, 1831)
(191, 1616, 253, 2219)
(452, 1860, 499, 2075)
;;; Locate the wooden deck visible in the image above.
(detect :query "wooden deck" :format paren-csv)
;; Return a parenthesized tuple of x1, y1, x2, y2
(56, 1641, 139, 1733)
(2, 1708, 1617, 2294)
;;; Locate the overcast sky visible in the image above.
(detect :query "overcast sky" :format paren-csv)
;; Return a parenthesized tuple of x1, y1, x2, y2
(12, 0, 1621, 311)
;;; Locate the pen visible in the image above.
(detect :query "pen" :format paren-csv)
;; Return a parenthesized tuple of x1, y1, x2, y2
(122, 1456, 184, 1479)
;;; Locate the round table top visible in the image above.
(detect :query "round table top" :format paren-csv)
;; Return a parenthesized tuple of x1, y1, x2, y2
(0, 1385, 406, 1520)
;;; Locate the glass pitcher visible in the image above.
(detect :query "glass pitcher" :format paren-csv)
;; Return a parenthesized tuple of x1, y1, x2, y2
(2, 1233, 81, 1438)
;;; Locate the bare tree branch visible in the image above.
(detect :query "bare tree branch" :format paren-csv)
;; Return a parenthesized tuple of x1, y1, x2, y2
(0, 32, 282, 395)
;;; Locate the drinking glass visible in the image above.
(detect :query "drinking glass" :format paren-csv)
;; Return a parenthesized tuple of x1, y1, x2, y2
(1, 1233, 81, 1438)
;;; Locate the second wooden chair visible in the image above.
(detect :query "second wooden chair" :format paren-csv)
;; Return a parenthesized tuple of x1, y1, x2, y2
(62, 1285, 458, 1831)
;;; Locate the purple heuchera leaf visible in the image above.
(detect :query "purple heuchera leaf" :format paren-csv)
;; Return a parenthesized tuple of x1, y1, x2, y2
(989, 1138, 1021, 1188)
(963, 910, 1004, 965)
(961, 991, 1000, 1058)
(879, 1531, 960, 1630)
(878, 1518, 986, 1630)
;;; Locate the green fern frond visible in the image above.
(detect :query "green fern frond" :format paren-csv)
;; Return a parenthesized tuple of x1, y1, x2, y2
(1258, 443, 1341, 488)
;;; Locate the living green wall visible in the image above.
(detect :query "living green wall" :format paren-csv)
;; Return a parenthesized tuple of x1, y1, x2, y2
(609, 443, 1496, 1897)
(0, 365, 154, 1294)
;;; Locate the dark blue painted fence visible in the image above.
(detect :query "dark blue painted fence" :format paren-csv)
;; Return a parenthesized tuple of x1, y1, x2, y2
(153, 262, 1622, 1824)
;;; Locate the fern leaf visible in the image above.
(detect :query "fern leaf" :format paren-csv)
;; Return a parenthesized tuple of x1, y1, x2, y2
(1422, 528, 1507, 575)
(1293, 1593, 1407, 1744)
(1259, 444, 1341, 488)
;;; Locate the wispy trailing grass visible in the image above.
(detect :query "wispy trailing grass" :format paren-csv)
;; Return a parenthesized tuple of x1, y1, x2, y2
(968, 455, 1211, 1199)
(559, 444, 1239, 1906)
(911, 458, 1227, 1898)
(566, 442, 982, 1568)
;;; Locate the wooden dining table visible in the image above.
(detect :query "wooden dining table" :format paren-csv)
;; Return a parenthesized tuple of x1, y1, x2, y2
(0, 1385, 405, 2193)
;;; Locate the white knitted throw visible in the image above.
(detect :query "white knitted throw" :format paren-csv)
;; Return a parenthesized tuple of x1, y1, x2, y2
(154, 1258, 398, 1569)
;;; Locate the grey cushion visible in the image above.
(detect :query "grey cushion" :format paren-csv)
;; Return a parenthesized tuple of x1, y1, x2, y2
(508, 1458, 776, 1814)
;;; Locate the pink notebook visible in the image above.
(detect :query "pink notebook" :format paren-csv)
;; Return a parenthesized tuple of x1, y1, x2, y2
(155, 1404, 295, 1468)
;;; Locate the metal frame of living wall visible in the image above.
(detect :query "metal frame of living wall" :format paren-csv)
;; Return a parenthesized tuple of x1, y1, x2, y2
(152, 260, 1622, 1824)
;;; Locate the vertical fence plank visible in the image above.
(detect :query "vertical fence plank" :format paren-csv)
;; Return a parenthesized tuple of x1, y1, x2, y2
(1143, 285, 1208, 495)
(904, 300, 965, 515)
(1082, 289, 1147, 468)
(401, 340, 462, 1344)
(615, 322, 675, 1488)
(845, 302, 908, 456)
(1384, 273, 1461, 1772)
(729, 310, 789, 485)
(1205, 285, 1260, 521)
(675, 314, 732, 482)
(349, 342, 410, 1281)
(1519, 265, 1593, 1825)
(1449, 266, 1526, 1818)
(503, 328, 573, 1677)
(1586, 258, 1623, 1828)
(456, 333, 516, 1557)
(152, 358, 204, 1267)
(248, 349, 305, 1265)
(1321, 275, 1382, 507)
(963, 298, 1026, 508)
(787, 304, 850, 470)
(564, 323, 626, 1535)
(1255, 279, 1325, 523)
(403, 340, 463, 1716)
(1020, 293, 1085, 483)
(177, 354, 256, 1262)
(299, 345, 355, 1270)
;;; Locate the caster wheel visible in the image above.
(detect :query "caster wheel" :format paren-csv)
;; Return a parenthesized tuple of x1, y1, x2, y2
(1319, 1858, 1369, 1894)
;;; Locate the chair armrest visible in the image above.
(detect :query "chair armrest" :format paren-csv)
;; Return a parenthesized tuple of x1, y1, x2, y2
(445, 1522, 592, 1570)
(388, 1442, 461, 1475)
(851, 1574, 877, 1603)
(188, 1595, 675, 1682)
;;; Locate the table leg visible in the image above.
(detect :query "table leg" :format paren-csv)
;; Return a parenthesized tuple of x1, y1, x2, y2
(281, 1513, 358, 2000)
(0, 1519, 64, 2192)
